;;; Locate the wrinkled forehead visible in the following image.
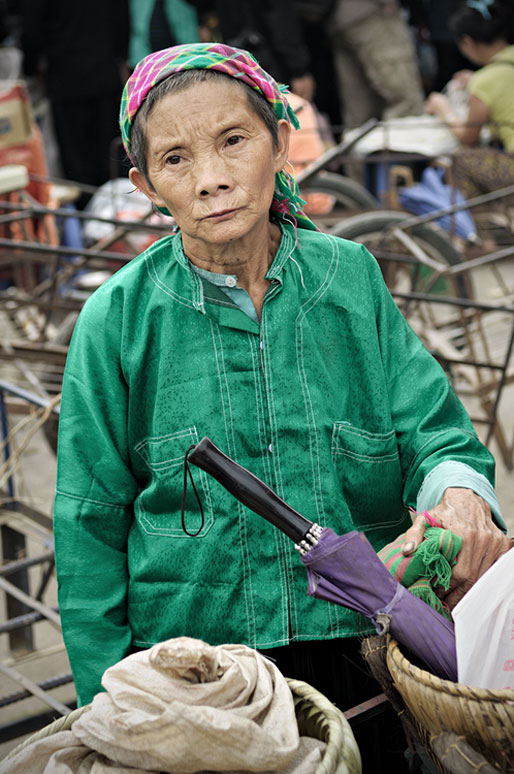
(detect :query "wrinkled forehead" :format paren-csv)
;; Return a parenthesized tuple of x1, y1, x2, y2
(145, 79, 267, 147)
(145, 70, 252, 120)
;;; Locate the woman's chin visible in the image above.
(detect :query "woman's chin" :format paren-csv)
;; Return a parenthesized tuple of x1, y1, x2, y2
(190, 211, 269, 248)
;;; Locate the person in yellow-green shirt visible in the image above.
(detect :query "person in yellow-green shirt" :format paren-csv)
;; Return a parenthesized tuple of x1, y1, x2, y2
(425, 0, 514, 199)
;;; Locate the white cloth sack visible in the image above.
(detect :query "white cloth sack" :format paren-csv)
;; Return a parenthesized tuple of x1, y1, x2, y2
(453, 548, 514, 690)
(346, 115, 460, 158)
(1, 637, 327, 774)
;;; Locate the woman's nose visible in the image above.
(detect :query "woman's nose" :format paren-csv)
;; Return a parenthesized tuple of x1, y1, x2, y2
(194, 155, 234, 197)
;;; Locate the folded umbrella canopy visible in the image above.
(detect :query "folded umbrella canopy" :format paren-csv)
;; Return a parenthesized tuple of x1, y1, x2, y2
(187, 437, 457, 682)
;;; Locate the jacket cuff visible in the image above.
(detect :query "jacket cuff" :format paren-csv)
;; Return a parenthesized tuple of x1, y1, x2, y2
(416, 460, 506, 533)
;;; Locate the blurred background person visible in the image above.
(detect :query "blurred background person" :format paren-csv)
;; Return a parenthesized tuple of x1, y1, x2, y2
(406, 0, 476, 93)
(128, 0, 199, 68)
(424, 0, 475, 92)
(20, 0, 129, 204)
(327, 0, 425, 129)
(425, 0, 514, 200)
(293, 0, 341, 130)
(188, 0, 315, 101)
(0, 0, 21, 79)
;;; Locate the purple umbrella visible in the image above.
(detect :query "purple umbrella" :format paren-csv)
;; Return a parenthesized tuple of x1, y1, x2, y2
(187, 437, 457, 681)
(300, 528, 456, 680)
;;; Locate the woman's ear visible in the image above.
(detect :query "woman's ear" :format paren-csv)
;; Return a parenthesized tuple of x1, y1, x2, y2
(274, 119, 291, 173)
(128, 167, 162, 206)
(457, 34, 478, 63)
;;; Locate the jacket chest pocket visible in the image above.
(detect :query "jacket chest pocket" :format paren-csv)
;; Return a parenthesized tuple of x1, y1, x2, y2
(134, 427, 214, 538)
(331, 422, 406, 534)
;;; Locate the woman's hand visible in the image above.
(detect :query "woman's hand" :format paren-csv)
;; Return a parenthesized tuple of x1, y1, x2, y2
(424, 92, 486, 145)
(402, 488, 510, 609)
(452, 69, 473, 89)
(424, 92, 451, 118)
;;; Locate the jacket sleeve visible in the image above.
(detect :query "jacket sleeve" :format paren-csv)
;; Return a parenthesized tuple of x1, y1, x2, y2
(364, 246, 498, 510)
(54, 289, 139, 706)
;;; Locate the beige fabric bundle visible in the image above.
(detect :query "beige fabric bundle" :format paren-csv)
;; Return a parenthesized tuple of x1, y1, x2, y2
(1, 637, 326, 774)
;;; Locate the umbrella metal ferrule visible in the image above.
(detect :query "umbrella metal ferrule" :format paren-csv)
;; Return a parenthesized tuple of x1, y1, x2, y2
(295, 523, 323, 555)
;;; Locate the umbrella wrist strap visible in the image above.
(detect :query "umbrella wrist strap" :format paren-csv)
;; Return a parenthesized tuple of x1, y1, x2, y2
(373, 584, 406, 635)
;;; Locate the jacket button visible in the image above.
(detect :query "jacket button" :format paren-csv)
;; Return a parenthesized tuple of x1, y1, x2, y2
(268, 444, 273, 453)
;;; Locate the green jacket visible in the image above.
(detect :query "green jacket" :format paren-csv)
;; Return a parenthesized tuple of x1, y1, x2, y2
(54, 224, 495, 705)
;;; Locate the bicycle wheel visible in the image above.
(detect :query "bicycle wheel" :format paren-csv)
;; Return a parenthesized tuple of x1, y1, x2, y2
(300, 172, 378, 230)
(331, 210, 471, 299)
(331, 211, 475, 382)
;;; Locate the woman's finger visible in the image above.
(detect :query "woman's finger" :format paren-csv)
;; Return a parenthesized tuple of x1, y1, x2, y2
(401, 514, 427, 556)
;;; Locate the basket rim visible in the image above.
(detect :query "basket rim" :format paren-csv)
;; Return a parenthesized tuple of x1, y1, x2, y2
(5, 677, 361, 772)
(387, 638, 514, 702)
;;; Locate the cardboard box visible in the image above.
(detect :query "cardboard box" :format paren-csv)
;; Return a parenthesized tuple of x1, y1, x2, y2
(0, 81, 33, 150)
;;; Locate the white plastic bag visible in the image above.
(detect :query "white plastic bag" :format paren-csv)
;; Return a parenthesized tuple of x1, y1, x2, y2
(83, 178, 171, 252)
(453, 548, 514, 690)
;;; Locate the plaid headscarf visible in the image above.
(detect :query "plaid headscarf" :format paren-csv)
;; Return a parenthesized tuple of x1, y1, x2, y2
(119, 42, 316, 230)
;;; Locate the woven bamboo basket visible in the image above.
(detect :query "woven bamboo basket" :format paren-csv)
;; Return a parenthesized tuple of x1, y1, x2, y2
(4, 677, 361, 774)
(386, 638, 514, 773)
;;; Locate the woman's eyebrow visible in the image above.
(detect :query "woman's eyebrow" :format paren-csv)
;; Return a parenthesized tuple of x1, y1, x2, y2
(219, 123, 247, 135)
(152, 140, 187, 158)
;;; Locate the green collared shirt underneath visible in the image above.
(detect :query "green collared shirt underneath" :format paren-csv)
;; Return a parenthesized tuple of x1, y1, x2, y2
(189, 262, 260, 325)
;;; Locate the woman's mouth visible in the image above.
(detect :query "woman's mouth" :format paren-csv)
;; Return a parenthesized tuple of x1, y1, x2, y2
(203, 208, 241, 221)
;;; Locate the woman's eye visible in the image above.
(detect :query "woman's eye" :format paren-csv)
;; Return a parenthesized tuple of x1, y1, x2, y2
(226, 135, 243, 146)
(166, 155, 182, 165)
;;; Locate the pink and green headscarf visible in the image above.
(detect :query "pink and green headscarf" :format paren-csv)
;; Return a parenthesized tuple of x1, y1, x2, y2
(119, 42, 316, 230)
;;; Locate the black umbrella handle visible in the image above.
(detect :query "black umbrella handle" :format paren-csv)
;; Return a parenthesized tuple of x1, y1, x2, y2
(187, 437, 314, 543)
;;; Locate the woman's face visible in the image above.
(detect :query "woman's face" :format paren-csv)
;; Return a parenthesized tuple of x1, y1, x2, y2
(456, 35, 487, 65)
(130, 79, 290, 255)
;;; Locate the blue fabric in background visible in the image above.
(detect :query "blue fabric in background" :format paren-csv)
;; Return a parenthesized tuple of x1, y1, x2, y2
(399, 166, 477, 241)
(59, 203, 86, 293)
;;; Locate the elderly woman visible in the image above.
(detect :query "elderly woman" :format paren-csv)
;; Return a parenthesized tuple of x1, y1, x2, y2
(54, 43, 508, 737)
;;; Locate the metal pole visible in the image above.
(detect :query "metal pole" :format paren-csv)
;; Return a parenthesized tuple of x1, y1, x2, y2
(0, 389, 35, 653)
(0, 237, 133, 263)
(0, 607, 58, 635)
(0, 662, 69, 715)
(296, 118, 378, 184)
(0, 389, 13, 500)
(0, 199, 171, 231)
(382, 183, 514, 231)
(0, 673, 73, 708)
(485, 319, 514, 447)
(0, 529, 35, 653)
(0, 380, 61, 414)
(391, 290, 514, 314)
(445, 244, 514, 275)
(0, 550, 54, 577)
(0, 576, 61, 628)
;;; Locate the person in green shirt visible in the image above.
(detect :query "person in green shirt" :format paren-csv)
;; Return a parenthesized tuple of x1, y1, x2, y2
(128, 0, 199, 69)
(54, 45, 509, 765)
(425, 0, 514, 199)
